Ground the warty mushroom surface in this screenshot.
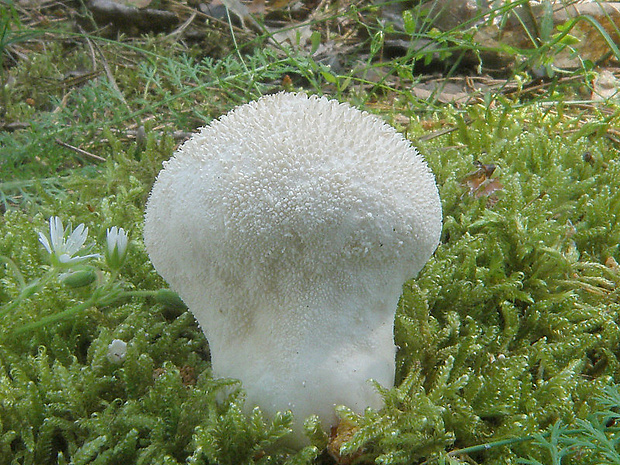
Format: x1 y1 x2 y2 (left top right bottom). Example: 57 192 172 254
144 92 442 446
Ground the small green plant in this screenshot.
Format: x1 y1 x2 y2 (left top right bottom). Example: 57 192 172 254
0 3 42 117
2 0 620 463
0 216 163 335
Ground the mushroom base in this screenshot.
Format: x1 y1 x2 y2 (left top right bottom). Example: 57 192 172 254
187 278 401 448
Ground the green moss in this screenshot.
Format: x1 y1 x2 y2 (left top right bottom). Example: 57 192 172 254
2 63 620 463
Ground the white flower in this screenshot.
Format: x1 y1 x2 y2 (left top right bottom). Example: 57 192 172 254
38 216 100 268
106 339 127 364
105 226 129 270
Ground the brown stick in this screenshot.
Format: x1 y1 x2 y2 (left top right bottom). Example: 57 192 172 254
55 139 107 162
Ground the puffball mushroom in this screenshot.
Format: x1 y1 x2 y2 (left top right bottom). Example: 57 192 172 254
144 92 442 446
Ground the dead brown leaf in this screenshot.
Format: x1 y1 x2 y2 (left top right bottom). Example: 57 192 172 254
327 419 361 465
461 161 504 199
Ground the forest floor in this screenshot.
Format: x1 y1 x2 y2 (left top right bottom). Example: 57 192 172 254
1 0 620 464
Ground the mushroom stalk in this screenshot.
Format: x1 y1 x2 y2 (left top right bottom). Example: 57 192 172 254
144 92 442 446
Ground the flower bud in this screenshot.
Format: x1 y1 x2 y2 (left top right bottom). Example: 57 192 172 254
60 269 96 288
154 289 187 311
107 339 127 364
105 226 129 270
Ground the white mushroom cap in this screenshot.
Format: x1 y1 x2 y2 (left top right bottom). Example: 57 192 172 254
144 92 442 447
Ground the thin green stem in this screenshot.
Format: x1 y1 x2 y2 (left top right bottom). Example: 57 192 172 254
225 8 249 76
445 426 620 458
120 289 161 298
7 287 165 336
14 297 97 334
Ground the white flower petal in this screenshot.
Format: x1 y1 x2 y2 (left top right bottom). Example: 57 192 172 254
66 224 88 255
68 253 101 265
50 216 65 251
39 217 97 268
106 226 119 255
38 232 53 254
116 229 128 254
